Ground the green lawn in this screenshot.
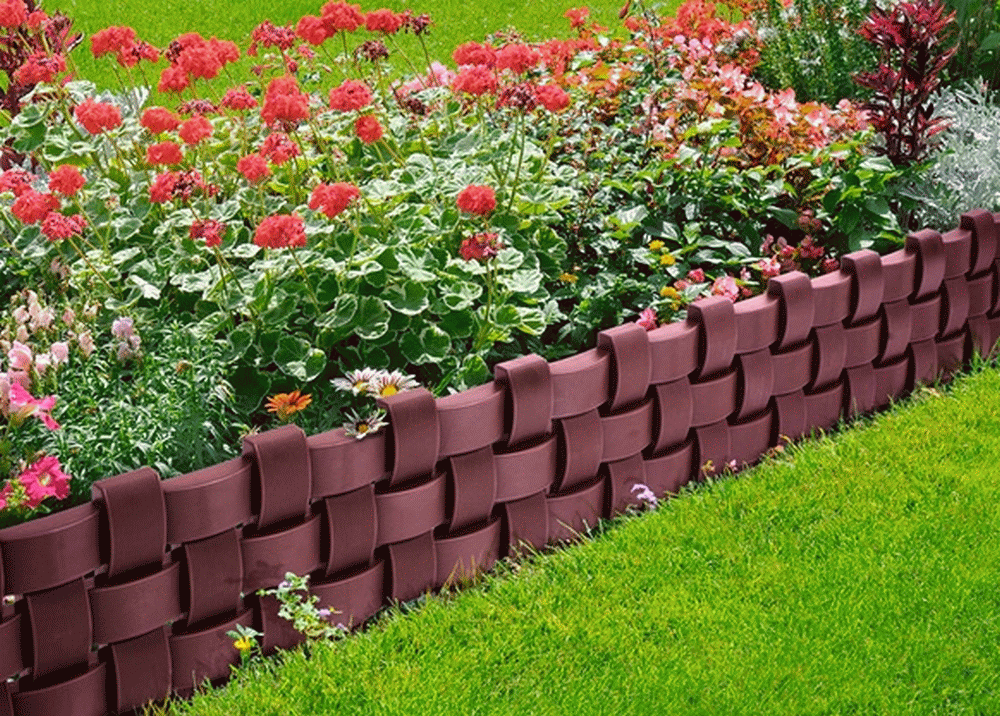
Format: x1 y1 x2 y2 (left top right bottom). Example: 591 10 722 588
152 364 1000 716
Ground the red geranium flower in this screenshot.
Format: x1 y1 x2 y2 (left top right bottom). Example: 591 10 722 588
41 212 87 241
253 213 307 249
141 106 181 133
309 182 360 218
259 132 300 165
322 1 365 32
178 115 213 145
564 7 590 28
460 232 503 262
0 0 27 27
90 25 136 57
452 41 496 68
365 8 403 34
221 87 259 111
456 184 497 215
177 43 222 81
146 141 184 166
496 44 540 74
12 190 60 224
248 20 297 56
158 65 190 93
47 165 85 197
297 15 330 45
452 65 498 96
190 218 226 247
13 52 66 85
0 169 33 197
536 84 571 112
236 153 272 182
328 79 372 112
354 115 383 144
74 99 122 135
262 75 310 125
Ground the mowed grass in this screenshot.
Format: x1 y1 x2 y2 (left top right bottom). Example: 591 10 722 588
153 364 1000 716
42 0 660 91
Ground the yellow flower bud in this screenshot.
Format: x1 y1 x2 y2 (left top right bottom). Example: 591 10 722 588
558 272 579 284
659 253 676 266
648 240 665 251
660 286 679 299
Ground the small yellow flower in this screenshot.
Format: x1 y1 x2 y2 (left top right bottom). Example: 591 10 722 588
266 390 312 422
659 253 676 266
660 286 679 299
558 272 579 284
648 240 665 251
233 635 254 653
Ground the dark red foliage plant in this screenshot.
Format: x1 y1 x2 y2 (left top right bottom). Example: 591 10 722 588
854 0 957 167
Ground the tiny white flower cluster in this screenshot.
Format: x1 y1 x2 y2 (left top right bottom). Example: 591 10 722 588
332 368 421 440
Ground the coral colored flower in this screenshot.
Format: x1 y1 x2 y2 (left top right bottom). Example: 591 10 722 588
91 25 136 58
221 87 259 110
177 43 222 80
253 213 307 249
262 75 310 125
0 0 27 27
48 165 85 197
26 10 46 28
536 84 570 112
179 115 213 144
11 190 59 224
459 232 503 262
451 65 498 96
158 65 190 93
259 132 299 164
146 141 184 165
13 52 66 85
496 44 540 74
564 7 590 28
354 114 383 144
452 41 496 68
236 153 272 182
309 182 360 218
296 15 330 45
190 218 225 247
266 390 311 421
365 8 403 34
637 307 658 331
328 79 372 112
41 212 86 241
18 455 71 508
711 275 739 302
456 184 496 215
0 169 33 197
322 1 365 32
74 99 122 134
8 384 59 430
141 106 181 133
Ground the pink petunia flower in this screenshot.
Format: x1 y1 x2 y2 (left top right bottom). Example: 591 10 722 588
8 383 59 430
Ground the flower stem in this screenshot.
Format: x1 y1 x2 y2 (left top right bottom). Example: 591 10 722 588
289 246 322 315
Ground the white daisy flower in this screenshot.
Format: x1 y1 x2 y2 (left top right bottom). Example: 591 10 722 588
332 368 380 396
367 370 420 398
343 408 388 440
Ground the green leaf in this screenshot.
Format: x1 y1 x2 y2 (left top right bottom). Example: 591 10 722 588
384 281 430 316
263 291 298 324
317 294 358 329
980 32 1000 52
223 322 255 363
284 348 327 382
355 296 391 340
128 274 161 299
838 204 861 235
113 217 143 242
500 268 543 294
441 282 482 311
273 335 311 375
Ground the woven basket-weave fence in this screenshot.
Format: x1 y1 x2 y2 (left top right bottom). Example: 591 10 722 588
0 210 998 715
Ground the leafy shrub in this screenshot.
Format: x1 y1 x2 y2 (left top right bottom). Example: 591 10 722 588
943 0 1000 90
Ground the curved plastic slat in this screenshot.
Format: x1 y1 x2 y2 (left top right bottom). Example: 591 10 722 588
844 364 877 419
644 440 694 495
241 513 322 593
90 562 183 644
909 338 939 387
843 315 882 368
729 407 774 468
163 457 253 544
323 485 377 577
169 610 253 692
770 340 812 395
687 296 737 378
841 249 884 324
879 299 913 364
0 503 101 595
811 270 851 327
967 271 993 318
92 466 166 578
767 272 814 350
308 429 386 499
108 626 172 713
803 380 844 433
447 447 496 532
690 369 738 428
906 229 946 301
11 662 107 716
257 592 307 655
600 398 656 463
774 390 807 443
909 293 942 343
597 323 652 412
961 209 998 275
881 249 917 303
0 615 23 681
650 378 693 455
435 383 505 457
733 294 780 354
873 354 910 408
606 453 647 518
735 349 773 422
550 349 611 419
967 315 993 360
547 477 605 544
375 473 447 547
937 329 968 377
311 560 385 629
434 518 501 588
648 320 700 384
26 577 92 678
941 228 972 279
556 409 604 494
502 491 549 553
493 435 558 503
377 388 440 488
940 277 970 337
183 528 243 627
243 424 312 530
810 324 846 391
494 354 553 447
387 531 436 603
693 420 730 478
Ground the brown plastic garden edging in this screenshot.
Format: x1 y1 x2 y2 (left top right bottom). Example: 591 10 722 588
0 211 998 715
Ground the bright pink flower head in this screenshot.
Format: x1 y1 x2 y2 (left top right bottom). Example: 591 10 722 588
459 232 503 262
758 257 781 278
354 114 383 144
259 132 299 165
7 341 31 371
13 51 66 85
11 190 59 224
0 0 27 28
328 79 372 112
158 65 190 94
141 106 181 133
297 15 330 45
41 212 86 241
637 307 658 331
687 268 706 283
9 383 59 430
451 65 498 96
26 10 46 28
322 1 365 32
711 275 739 302
18 455 70 508
262 76 310 125
48 165 85 197
146 141 184 166
0 169 33 197
247 20 297 56
309 182 360 219
221 87 259 111
237 153 272 183
496 44 540 74
74 99 122 135
178 42 222 80
190 218 225 247
253 213 307 249
452 41 496 68
536 84 570 112
456 184 496 216
365 8 403 34
209 37 240 66
91 25 136 58
178 115 213 145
